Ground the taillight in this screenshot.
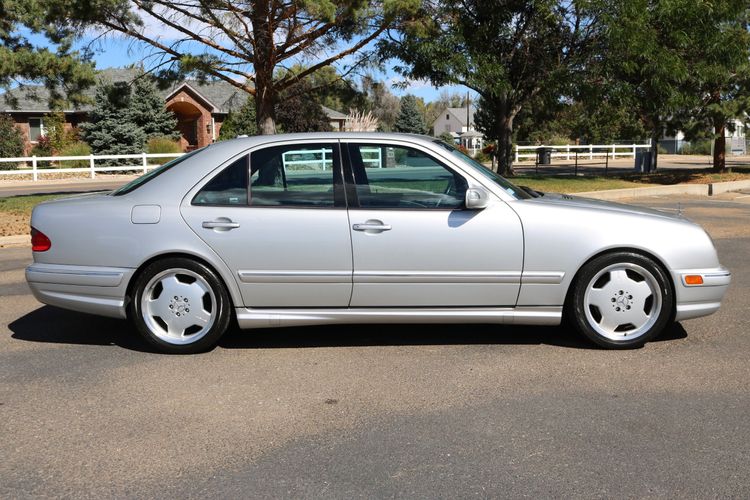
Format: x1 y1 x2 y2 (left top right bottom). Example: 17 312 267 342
31 227 51 252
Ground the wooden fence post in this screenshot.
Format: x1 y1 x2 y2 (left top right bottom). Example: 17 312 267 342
32 156 38 182
89 155 95 179
142 152 148 173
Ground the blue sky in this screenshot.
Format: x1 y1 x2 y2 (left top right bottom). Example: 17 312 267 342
69 31 471 105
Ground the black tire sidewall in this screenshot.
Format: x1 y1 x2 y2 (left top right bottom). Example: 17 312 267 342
570 252 674 349
129 258 231 354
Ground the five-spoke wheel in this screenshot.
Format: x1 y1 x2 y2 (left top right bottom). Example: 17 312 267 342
570 252 673 348
130 258 231 353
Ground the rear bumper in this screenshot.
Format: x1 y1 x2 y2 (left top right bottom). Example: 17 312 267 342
26 263 134 319
673 267 731 321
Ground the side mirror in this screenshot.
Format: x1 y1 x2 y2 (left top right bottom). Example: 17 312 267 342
465 187 490 210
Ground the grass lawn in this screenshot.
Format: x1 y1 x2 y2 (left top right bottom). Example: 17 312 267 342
513 167 750 194
0 194 62 216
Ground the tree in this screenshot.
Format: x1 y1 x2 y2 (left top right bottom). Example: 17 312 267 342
276 80 331 133
219 98 258 140
48 0 417 135
394 94 428 134
1 1 95 109
0 114 24 160
80 82 146 156
361 76 401 131
129 77 179 140
385 0 600 175
674 1 750 172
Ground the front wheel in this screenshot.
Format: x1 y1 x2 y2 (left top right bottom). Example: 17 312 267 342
129 258 232 354
569 252 674 349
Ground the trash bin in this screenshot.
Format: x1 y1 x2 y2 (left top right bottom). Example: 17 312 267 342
634 151 652 172
537 147 552 165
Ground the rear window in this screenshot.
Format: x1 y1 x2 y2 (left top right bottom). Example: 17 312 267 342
112 147 205 196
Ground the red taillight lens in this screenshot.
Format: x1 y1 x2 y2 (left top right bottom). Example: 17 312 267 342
31 227 51 252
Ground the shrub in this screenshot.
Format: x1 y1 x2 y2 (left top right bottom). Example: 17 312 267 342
57 141 92 168
473 151 491 163
30 136 54 168
457 144 470 155
147 136 183 165
0 114 25 169
438 132 455 144
682 139 712 156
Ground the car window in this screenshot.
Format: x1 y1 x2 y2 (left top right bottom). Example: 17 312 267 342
249 144 339 207
192 155 248 206
347 144 467 209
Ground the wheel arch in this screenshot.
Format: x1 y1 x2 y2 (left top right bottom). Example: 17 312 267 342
125 252 239 317
562 247 677 320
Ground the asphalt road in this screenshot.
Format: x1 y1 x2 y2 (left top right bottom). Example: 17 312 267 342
1 193 749 498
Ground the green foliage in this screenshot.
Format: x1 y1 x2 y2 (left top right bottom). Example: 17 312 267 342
360 76 400 132
438 131 455 144
146 136 182 165
680 140 712 156
57 141 91 167
219 97 258 140
80 82 146 157
394 94 428 134
30 136 53 167
276 80 331 133
0 114 25 162
130 78 179 140
43 111 80 153
473 151 490 163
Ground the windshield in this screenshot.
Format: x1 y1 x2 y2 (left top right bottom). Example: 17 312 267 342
111 147 206 196
433 140 531 200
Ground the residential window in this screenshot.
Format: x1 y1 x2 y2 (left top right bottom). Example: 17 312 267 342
29 117 45 142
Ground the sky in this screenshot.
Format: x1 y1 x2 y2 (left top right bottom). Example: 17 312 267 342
68 29 472 106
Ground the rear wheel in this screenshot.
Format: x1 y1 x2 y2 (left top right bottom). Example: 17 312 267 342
569 252 674 349
130 258 231 354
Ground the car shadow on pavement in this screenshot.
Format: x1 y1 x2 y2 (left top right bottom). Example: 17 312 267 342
8 305 156 353
8 305 688 353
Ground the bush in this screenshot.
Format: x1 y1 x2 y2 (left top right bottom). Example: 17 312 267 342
473 151 491 163
0 114 25 168
681 139 712 155
147 136 182 165
30 136 53 168
57 141 91 168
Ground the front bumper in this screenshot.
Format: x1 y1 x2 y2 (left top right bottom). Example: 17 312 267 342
26 263 134 319
672 267 731 321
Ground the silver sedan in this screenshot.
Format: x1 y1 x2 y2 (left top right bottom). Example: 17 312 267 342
26 133 731 353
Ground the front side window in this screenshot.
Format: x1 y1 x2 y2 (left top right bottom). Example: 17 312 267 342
249 143 339 207
193 155 248 205
29 117 44 142
346 144 467 209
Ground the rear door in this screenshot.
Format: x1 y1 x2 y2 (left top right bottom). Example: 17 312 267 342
343 140 524 307
181 140 353 307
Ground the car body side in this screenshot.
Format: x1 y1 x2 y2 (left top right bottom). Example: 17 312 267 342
26 133 730 325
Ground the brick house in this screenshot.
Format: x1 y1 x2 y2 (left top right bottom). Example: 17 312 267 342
1 68 347 154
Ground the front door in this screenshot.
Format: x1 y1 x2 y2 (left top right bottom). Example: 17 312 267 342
181 141 353 307
343 141 523 307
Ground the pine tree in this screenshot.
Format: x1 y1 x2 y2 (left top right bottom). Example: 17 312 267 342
394 95 427 135
129 77 179 140
0 114 25 161
219 97 258 139
80 82 146 156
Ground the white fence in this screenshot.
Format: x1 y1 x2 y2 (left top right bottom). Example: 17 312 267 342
0 152 185 181
515 143 651 162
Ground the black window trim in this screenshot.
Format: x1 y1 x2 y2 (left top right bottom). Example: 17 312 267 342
342 141 470 211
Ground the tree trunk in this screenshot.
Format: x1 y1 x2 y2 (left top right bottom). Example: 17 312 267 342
497 118 514 176
251 1 277 135
713 121 726 172
650 133 659 172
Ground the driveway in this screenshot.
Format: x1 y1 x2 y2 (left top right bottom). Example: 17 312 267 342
1 194 749 498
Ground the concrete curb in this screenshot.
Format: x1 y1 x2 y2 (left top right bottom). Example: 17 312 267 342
576 178 750 200
0 234 29 248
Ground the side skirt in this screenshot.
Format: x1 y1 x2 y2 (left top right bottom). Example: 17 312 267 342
235 306 562 329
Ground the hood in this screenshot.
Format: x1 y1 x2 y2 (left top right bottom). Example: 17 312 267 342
529 192 686 222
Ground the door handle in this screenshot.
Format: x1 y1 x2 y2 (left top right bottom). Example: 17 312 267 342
352 221 392 232
202 219 240 230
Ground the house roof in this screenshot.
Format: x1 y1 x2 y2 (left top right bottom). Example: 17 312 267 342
321 105 348 120
435 106 477 127
0 68 246 114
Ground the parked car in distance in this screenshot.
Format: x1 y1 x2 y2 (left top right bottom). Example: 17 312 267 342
26 133 731 353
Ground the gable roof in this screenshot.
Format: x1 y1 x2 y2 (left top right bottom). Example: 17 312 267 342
0 68 246 114
321 105 348 120
436 106 477 127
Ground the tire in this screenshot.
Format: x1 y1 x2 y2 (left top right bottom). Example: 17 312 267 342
569 252 674 349
129 257 232 354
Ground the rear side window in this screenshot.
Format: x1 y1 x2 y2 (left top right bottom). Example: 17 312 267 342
249 143 341 207
192 156 248 205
